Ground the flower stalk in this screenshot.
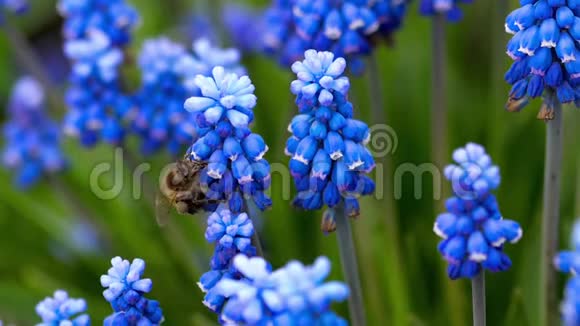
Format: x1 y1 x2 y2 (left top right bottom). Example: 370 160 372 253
335 203 366 326
431 13 448 172
472 272 486 326
540 98 564 326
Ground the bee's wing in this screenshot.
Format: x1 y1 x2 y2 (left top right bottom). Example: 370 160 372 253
155 191 172 227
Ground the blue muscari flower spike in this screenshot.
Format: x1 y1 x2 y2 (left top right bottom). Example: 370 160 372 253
443 143 501 200
222 3 262 53
434 143 522 280
1 0 27 19
100 256 164 325
57 0 139 46
59 0 138 148
179 38 246 91
261 0 409 74
504 0 580 115
419 0 474 22
214 254 349 325
2 77 67 189
36 290 90 326
555 221 580 326
198 205 257 315
132 37 247 155
184 67 272 213
133 37 192 155
286 50 375 231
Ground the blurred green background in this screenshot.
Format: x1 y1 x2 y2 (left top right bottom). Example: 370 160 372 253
1 0 579 325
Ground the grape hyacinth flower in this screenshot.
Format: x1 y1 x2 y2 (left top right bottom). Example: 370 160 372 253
286 49 375 231
184 66 272 214
133 37 247 155
504 0 580 117
100 256 164 325
1 0 27 18
179 38 247 92
59 0 138 147
555 221 580 275
261 0 409 73
36 290 90 326
133 37 191 155
419 0 473 22
214 254 349 325
222 3 262 53
434 143 522 279
198 205 257 314
57 0 139 46
1 76 67 189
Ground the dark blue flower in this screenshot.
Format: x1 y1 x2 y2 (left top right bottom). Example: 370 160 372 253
261 0 409 73
419 0 473 22
505 1 580 114
100 256 164 325
214 254 349 325
286 50 375 230
184 67 272 213
36 290 90 326
435 143 522 280
1 77 67 189
1 0 27 18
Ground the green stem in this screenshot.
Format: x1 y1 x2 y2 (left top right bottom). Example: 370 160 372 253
367 53 385 124
540 99 563 326
472 272 486 326
431 14 448 171
365 51 408 326
335 204 366 326
244 199 265 257
2 19 63 113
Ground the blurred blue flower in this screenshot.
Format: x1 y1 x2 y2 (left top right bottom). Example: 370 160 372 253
101 256 164 325
132 37 247 156
555 221 580 325
222 3 262 53
179 38 246 92
555 221 580 275
198 205 257 314
435 143 522 279
1 0 27 18
561 277 580 326
1 76 67 189
58 0 139 46
133 37 192 155
36 290 90 326
184 66 272 213
286 50 375 230
261 0 409 73
214 254 349 325
60 0 138 147
504 1 580 114
419 0 473 22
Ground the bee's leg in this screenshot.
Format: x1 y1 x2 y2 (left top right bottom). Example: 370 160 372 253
174 192 194 201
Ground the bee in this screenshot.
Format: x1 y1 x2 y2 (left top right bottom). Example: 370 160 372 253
156 158 213 226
